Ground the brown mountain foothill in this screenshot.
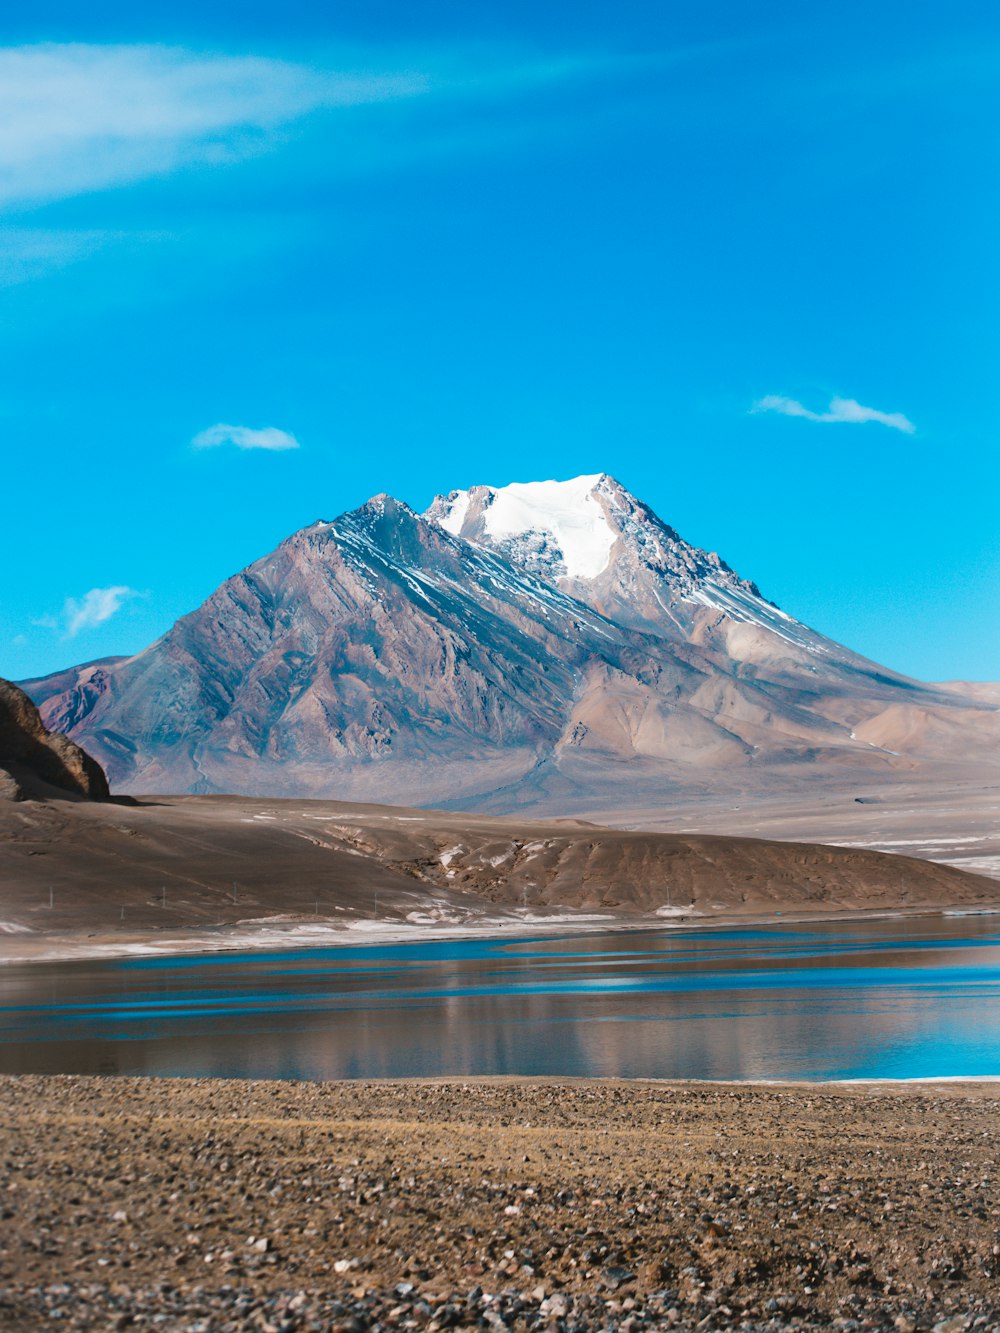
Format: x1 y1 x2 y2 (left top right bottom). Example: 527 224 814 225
1 792 997 958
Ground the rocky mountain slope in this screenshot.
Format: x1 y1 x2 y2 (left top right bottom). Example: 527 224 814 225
21 475 1000 809
0 678 109 801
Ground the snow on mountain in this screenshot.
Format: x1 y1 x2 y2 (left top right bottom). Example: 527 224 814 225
432 475 616 579
426 474 878 674
427 473 773 633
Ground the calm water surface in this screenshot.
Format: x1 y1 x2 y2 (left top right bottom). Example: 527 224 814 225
2 917 999 1081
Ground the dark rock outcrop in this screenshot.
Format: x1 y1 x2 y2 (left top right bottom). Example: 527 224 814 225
0 678 110 800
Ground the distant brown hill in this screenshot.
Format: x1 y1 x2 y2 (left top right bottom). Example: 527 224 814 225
0 793 996 943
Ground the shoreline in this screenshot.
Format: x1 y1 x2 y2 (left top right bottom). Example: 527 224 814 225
8 1070 1000 1088
3 899 1000 965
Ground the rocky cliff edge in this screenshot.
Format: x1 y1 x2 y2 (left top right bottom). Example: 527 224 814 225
0 678 109 800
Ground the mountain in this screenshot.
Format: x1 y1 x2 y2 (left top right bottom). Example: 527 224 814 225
21 475 1000 809
0 678 109 801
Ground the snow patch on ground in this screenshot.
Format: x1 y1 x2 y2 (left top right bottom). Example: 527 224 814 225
439 846 465 868
405 908 466 926
860 837 988 848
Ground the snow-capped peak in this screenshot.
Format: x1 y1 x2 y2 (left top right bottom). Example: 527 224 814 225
428 474 617 580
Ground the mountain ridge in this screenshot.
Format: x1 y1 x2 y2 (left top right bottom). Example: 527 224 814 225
21 474 1000 808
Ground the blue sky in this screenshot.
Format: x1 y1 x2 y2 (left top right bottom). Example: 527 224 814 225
3 1 998 683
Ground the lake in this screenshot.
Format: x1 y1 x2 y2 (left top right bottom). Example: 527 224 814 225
2 915 999 1081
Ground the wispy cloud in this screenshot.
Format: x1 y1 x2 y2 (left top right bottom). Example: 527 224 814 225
39 586 141 638
0 43 625 212
752 394 915 435
192 423 300 452
0 44 429 209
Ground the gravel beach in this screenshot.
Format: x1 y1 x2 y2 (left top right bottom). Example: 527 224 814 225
0 1076 998 1330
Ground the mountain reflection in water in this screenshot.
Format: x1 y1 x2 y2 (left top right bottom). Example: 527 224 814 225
1 917 999 1081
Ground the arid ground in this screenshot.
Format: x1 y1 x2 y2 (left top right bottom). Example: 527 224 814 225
0 1077 997 1330
2 792 998 962
615 780 1000 884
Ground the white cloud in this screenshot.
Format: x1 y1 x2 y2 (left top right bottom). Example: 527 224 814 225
192 423 300 452
0 44 428 208
62 586 139 637
0 43 643 214
753 394 915 435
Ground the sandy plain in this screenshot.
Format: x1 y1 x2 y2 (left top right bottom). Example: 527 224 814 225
604 781 1000 883
0 1076 998 1331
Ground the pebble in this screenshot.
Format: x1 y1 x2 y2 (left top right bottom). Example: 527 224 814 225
1 1075 998 1332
